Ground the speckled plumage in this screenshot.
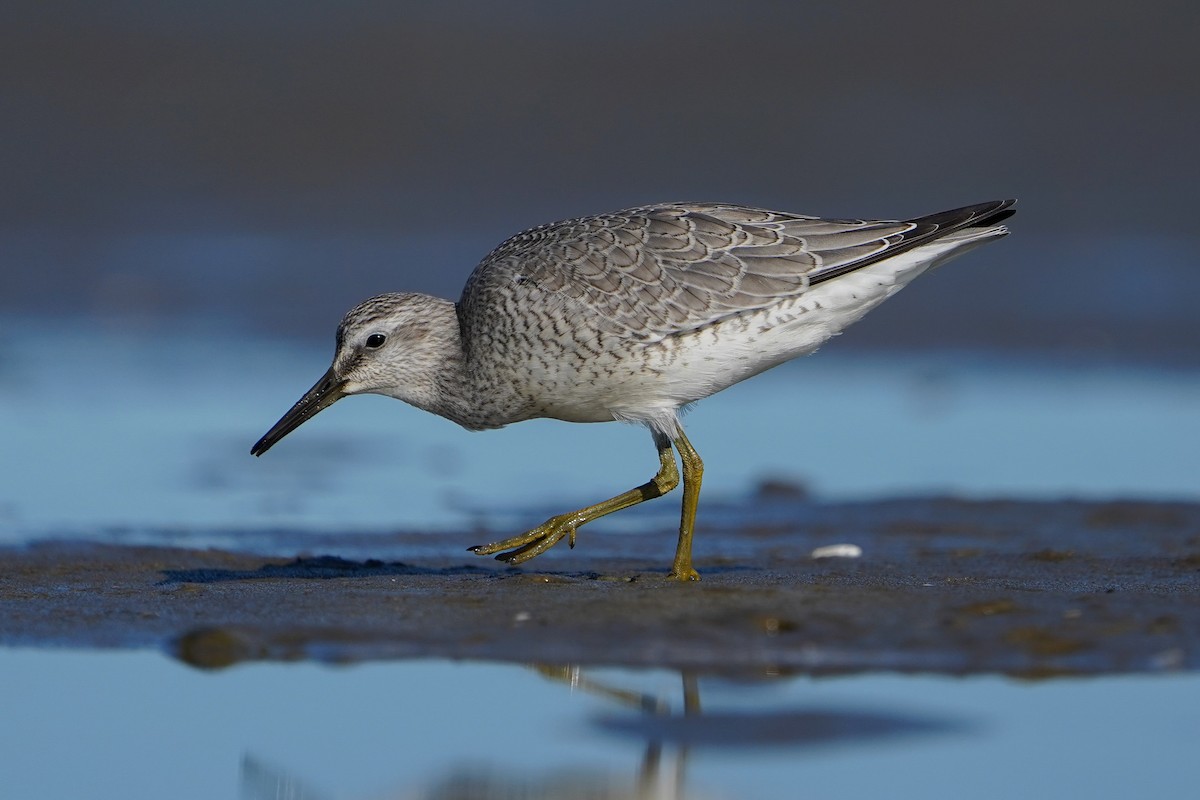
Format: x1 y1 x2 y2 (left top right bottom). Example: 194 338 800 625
253 199 1015 578
454 200 1014 433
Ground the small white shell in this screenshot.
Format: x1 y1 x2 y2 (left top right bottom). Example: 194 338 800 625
811 543 863 559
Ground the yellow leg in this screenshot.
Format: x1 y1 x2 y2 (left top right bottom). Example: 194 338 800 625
470 432 679 565
669 428 703 581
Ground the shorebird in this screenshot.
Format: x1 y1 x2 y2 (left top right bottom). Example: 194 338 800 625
252 199 1015 579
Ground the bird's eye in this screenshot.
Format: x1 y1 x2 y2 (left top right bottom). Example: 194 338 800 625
365 333 387 349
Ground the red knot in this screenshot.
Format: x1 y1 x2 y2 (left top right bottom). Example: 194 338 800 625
252 200 1016 579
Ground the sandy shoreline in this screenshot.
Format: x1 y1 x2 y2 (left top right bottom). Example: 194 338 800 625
2 498 1197 675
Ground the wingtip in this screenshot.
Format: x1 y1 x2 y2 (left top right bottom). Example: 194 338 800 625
983 199 1017 226
975 198 1017 219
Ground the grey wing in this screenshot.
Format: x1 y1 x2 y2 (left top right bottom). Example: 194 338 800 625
461 201 1008 341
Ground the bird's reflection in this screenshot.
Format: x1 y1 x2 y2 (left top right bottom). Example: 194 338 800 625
239 665 962 800
534 665 703 799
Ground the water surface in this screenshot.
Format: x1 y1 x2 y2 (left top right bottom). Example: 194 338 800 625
1 650 1195 800
2 324 1196 541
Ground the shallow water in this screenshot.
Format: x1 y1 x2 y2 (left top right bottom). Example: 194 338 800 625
1 649 1196 800
1 323 1197 540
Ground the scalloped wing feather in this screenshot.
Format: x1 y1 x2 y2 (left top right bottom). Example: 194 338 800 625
460 201 1006 342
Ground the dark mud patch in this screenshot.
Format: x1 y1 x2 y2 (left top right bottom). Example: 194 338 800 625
1 498 1197 675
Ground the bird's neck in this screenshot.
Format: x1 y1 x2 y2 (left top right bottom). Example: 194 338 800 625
393 297 495 431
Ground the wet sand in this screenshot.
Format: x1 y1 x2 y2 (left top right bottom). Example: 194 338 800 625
2 498 1197 675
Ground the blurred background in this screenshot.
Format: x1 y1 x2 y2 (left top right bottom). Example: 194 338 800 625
4 0 1197 358
1 1 1198 536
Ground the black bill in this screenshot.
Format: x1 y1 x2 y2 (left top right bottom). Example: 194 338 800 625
251 366 346 456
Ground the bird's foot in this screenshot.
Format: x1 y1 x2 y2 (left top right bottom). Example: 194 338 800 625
668 566 701 582
469 512 582 565
667 550 701 581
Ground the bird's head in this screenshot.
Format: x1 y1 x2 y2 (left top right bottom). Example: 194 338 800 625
251 292 455 456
